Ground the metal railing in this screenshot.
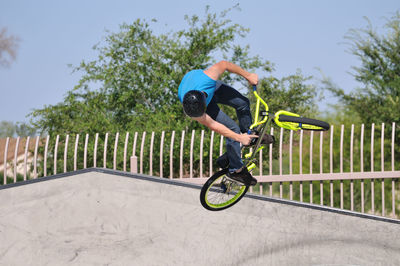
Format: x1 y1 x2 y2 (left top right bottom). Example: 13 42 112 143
0 122 398 218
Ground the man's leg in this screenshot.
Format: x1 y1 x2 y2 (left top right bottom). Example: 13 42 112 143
206 99 243 173
215 81 275 146
214 81 252 133
212 82 258 185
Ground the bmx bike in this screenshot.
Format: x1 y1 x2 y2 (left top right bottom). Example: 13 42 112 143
200 85 329 211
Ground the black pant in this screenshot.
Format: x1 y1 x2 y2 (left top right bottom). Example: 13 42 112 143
206 81 253 172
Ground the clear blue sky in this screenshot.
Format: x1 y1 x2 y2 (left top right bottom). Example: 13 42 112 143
1 0 399 123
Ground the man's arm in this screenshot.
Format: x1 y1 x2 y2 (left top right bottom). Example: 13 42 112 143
193 114 257 146
203 60 258 85
198 61 259 145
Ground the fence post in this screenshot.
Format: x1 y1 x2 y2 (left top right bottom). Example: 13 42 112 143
44 135 49 177
180 130 185 179
123 132 129 172
310 130 314 204
113 132 119 171
361 124 365 213
381 123 385 216
300 129 303 202
320 131 324 205
371 123 375 214
209 131 214 177
340 125 344 209
190 130 195 178
140 132 146 174
64 135 69 173
150 132 155 176
3 137 10 184
130 156 138 174
391 122 396 217
200 130 204 178
350 124 354 211
279 127 283 198
13 137 20 182
24 136 30 181
74 134 79 171
269 127 274 197
219 135 224 156
160 131 165 178
84 134 89 169
103 133 109 168
169 131 175 179
33 136 39 179
289 130 293 200
53 135 60 175
94 133 99 168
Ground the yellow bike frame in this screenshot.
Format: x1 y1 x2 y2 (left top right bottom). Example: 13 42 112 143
249 89 269 130
244 86 272 169
245 85 304 170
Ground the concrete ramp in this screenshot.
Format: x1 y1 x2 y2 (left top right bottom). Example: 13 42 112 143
0 168 399 265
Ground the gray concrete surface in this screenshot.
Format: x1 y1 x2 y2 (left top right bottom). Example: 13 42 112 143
0 168 399 266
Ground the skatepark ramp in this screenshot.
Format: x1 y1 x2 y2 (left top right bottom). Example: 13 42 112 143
0 168 399 265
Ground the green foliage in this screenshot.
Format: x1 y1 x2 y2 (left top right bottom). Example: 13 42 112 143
0 121 15 137
325 12 400 123
248 123 399 216
0 171 27 185
29 6 319 136
27 6 319 178
256 70 320 119
30 6 257 135
0 121 36 137
322 11 400 174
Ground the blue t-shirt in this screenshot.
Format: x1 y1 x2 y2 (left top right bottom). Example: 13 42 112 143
178 70 217 106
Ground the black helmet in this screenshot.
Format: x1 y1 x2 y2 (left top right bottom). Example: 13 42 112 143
182 90 206 117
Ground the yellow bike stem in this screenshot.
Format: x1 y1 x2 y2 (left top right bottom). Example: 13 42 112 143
249 85 269 130
244 85 272 164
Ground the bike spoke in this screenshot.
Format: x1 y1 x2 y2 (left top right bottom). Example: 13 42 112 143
200 170 249 211
206 179 244 205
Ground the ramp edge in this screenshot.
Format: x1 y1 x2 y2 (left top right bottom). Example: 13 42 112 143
1 167 399 225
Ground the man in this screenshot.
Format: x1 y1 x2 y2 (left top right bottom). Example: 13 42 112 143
178 61 274 185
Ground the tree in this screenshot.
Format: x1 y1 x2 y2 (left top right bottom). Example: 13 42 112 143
28 5 320 177
0 121 15 137
323 12 400 126
0 121 36 137
321 13 400 213
0 27 19 67
30 6 319 137
15 122 37 137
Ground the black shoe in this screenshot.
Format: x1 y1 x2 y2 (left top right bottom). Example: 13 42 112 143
227 167 257 186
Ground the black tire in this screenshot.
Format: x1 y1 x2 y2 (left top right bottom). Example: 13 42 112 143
278 115 330 131
200 169 249 211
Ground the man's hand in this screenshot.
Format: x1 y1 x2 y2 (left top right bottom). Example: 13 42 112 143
237 133 258 146
246 73 258 86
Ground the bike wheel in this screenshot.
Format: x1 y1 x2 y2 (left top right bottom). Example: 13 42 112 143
200 169 249 211
278 115 330 131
